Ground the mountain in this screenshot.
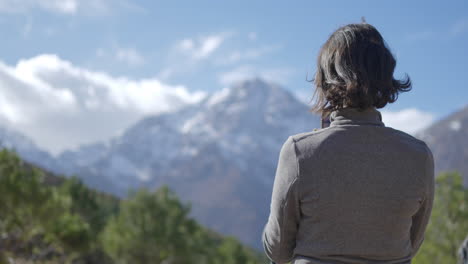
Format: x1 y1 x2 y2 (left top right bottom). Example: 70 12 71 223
2 77 467 248
0 125 58 172
53 78 321 248
416 105 468 186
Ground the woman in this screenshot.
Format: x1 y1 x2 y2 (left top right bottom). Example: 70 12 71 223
262 23 435 264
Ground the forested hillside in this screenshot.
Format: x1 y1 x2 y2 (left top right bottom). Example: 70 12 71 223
0 149 267 264
412 171 468 264
1 147 467 264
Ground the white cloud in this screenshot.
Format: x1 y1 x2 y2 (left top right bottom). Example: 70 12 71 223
0 54 206 155
0 0 142 15
176 32 231 60
159 32 233 80
196 36 223 59
219 65 294 86
0 0 82 14
115 48 145 66
380 108 435 135
40 0 78 14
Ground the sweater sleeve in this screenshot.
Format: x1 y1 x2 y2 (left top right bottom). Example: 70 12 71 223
410 147 435 257
262 136 301 264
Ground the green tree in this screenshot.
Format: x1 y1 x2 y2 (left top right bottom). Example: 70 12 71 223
413 172 468 264
0 149 267 263
58 177 119 242
0 149 96 261
213 236 262 264
0 149 51 239
101 186 267 264
101 186 201 264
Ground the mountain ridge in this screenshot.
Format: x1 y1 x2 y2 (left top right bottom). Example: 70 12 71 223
47 78 321 247
2 78 466 248
416 104 468 186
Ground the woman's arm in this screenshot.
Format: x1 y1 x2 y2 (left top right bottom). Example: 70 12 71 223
410 147 435 257
262 136 301 264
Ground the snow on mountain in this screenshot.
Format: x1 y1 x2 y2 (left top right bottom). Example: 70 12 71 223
5 76 466 248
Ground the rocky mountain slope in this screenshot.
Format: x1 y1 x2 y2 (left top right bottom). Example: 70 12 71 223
6 78 466 248
52 78 321 247
417 105 468 186
0 125 58 172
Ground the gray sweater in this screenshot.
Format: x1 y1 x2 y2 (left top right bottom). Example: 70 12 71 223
262 107 434 264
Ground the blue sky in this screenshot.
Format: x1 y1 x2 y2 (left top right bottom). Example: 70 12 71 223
0 0 466 154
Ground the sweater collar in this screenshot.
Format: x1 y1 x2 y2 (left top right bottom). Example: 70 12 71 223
329 107 385 127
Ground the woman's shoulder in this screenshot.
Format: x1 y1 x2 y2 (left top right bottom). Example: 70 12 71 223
381 126 432 155
289 126 336 144
282 127 337 158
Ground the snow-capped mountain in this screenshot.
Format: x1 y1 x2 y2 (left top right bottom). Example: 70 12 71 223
417 105 468 186
53 78 321 247
2 77 467 248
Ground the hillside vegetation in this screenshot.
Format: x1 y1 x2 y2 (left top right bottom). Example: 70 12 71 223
1 147 467 263
413 171 468 264
0 149 267 264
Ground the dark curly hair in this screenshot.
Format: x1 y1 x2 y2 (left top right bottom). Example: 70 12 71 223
310 23 412 115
